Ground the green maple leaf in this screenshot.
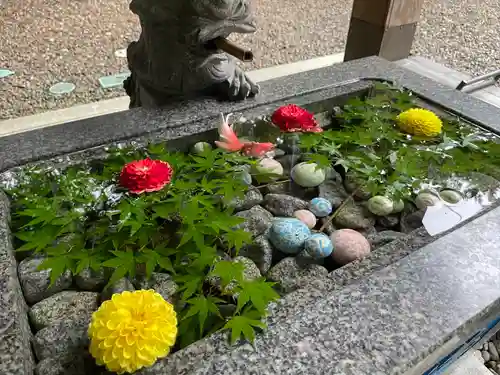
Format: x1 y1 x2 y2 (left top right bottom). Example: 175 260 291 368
176 274 205 301
183 295 224 336
38 256 74 286
236 279 280 314
209 260 245 288
223 312 266 344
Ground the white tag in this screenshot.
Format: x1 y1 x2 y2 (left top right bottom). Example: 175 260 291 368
422 199 484 236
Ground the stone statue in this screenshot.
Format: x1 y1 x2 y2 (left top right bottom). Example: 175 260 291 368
124 0 260 108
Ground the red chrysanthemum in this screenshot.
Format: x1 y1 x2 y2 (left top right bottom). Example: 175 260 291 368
271 104 323 133
119 158 173 194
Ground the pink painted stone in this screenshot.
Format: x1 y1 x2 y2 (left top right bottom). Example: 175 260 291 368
330 229 371 265
293 209 317 229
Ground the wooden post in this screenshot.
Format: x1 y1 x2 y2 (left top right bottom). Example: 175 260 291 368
344 0 424 62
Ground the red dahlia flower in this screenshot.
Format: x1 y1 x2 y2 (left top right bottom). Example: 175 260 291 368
119 158 173 194
271 104 322 133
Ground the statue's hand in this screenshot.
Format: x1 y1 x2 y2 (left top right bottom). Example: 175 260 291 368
225 64 260 100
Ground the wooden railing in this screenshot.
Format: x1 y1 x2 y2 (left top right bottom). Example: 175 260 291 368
344 0 425 61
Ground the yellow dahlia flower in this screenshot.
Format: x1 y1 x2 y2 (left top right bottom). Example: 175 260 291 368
396 108 443 137
88 290 177 374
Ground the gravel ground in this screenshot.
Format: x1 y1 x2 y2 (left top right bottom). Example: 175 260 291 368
0 0 499 120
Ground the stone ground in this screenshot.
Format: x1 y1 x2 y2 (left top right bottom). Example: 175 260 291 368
0 0 498 120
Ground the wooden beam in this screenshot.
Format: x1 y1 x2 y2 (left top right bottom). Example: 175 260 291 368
344 0 425 62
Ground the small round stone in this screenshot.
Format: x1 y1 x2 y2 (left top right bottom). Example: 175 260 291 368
293 209 317 229
439 189 463 204
235 170 252 186
309 197 333 217
367 196 394 216
252 158 284 181
304 233 334 259
291 162 326 187
415 192 441 210
330 229 371 266
191 142 212 154
391 199 405 213
268 218 311 254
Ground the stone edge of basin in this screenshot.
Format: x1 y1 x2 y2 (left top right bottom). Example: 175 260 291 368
0 190 35 375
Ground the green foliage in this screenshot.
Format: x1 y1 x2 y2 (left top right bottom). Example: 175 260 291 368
4 145 278 349
298 82 500 201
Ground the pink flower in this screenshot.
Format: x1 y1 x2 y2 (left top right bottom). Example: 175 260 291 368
215 113 275 158
271 104 322 133
119 158 173 194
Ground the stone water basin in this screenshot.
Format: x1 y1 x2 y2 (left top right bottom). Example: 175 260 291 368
2 58 500 375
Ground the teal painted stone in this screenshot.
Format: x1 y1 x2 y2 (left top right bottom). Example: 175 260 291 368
49 82 75 96
304 233 334 259
98 72 130 89
268 218 310 254
309 197 332 217
0 69 15 78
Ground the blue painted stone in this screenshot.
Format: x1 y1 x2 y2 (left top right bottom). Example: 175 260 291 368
236 170 252 186
309 197 333 217
268 218 311 254
304 233 334 259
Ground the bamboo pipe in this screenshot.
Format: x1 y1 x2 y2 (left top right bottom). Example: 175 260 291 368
214 37 254 62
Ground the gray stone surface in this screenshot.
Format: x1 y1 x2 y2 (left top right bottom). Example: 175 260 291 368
125 0 259 107
267 257 328 293
33 318 90 361
233 205 273 237
263 193 308 217
135 205 500 375
238 234 274 275
332 201 376 230
18 256 73 305
227 188 264 212
319 179 349 208
0 192 34 375
35 352 107 375
100 277 135 302
134 272 178 302
29 291 99 331
368 230 408 249
74 267 108 291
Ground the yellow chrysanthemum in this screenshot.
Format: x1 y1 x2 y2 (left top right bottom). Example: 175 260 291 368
88 290 177 374
396 108 443 137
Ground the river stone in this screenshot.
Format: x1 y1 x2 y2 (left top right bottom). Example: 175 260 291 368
490 342 500 361
483 350 492 362
133 272 178 302
267 257 328 293
233 205 273 237
400 209 425 233
227 188 263 212
293 209 317 229
268 218 311 254
319 180 349 208
210 256 261 295
263 193 308 217
333 201 375 229
330 229 371 266
33 319 90 361
368 230 407 249
275 154 301 177
318 217 337 235
376 214 400 229
238 234 273 274
75 268 108 291
100 277 135 303
265 180 310 199
29 291 99 331
18 257 73 305
344 173 372 200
